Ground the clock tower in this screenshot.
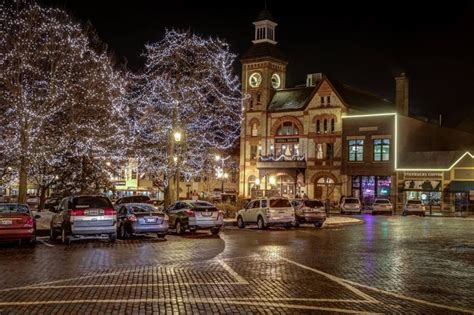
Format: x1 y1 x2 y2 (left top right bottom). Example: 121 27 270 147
239 8 288 197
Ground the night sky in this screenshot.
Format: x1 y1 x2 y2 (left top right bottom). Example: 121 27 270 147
39 0 474 127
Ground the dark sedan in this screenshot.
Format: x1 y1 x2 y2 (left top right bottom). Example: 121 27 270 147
116 203 169 239
0 203 40 245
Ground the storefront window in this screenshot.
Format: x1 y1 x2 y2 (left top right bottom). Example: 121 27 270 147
348 140 364 161
377 176 391 197
352 176 391 205
374 139 390 161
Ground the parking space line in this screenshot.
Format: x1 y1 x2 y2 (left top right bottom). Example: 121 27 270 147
280 256 474 314
0 297 382 313
280 257 378 303
341 278 474 314
38 240 54 248
217 260 249 284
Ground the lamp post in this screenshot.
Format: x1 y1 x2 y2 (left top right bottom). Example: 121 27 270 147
174 131 182 202
215 154 230 200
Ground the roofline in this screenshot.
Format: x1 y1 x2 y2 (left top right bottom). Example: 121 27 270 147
342 112 474 171
240 55 288 65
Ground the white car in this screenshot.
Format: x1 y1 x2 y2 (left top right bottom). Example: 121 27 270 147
340 197 362 214
236 197 295 229
403 199 425 217
371 199 393 215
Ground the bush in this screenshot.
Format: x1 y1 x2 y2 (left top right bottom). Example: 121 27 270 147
214 202 240 218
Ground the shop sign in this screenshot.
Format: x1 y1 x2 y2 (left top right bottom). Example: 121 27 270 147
404 172 443 179
404 180 441 191
359 126 378 131
275 138 299 143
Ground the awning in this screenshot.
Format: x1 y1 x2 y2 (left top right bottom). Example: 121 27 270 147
447 181 474 192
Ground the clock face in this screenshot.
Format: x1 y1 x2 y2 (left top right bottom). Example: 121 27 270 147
271 73 281 89
249 72 262 88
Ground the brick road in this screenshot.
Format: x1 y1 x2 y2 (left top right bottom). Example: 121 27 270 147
0 215 473 314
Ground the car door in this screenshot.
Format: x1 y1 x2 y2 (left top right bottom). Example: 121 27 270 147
166 202 178 227
242 201 253 222
249 200 260 223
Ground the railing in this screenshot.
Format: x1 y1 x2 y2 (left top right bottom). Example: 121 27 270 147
258 154 306 162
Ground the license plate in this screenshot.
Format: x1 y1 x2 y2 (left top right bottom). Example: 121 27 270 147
146 218 155 223
87 210 99 215
0 220 12 225
201 211 212 217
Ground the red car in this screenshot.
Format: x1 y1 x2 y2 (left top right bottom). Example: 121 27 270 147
0 203 40 245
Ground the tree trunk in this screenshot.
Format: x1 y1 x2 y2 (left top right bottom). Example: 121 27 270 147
38 185 47 212
18 157 28 203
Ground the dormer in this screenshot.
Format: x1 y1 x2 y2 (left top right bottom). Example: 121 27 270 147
252 9 277 45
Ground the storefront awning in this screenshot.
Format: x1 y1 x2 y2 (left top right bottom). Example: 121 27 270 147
447 181 474 192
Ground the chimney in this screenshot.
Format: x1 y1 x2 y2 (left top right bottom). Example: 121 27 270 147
395 73 409 116
306 73 323 87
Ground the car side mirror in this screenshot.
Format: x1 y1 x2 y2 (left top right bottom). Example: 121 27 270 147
34 214 41 219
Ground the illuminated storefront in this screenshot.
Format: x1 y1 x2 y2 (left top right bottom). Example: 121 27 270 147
351 176 391 205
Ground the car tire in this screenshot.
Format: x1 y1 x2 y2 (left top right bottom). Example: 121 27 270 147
157 233 166 239
61 227 71 245
257 216 266 230
314 222 323 228
284 223 292 229
237 216 245 229
175 220 185 235
211 228 220 235
50 226 58 241
109 233 117 243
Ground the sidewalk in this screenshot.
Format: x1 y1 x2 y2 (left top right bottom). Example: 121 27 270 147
224 215 363 227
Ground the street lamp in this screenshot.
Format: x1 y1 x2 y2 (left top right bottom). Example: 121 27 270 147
174 131 182 143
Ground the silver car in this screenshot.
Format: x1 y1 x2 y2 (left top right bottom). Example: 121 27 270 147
50 195 117 244
403 199 426 217
340 197 362 214
237 197 295 229
116 203 168 239
371 199 393 215
291 199 326 228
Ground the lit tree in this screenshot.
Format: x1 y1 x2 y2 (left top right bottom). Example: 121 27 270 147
129 30 242 204
0 2 127 202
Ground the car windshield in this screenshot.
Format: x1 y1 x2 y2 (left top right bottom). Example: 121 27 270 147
303 200 324 208
133 196 150 202
270 199 291 208
407 200 422 205
188 201 214 208
73 197 112 209
130 204 158 213
375 199 390 204
0 204 29 214
344 198 359 204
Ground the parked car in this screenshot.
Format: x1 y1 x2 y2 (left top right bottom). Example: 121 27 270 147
0 203 40 244
26 195 40 208
50 195 117 244
403 199 426 217
116 203 168 239
149 199 164 211
340 197 362 214
114 195 152 208
165 200 223 235
45 197 62 211
291 199 326 228
236 197 295 230
371 199 393 215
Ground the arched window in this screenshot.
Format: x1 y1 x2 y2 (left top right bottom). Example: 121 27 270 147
323 119 328 133
331 119 335 132
276 121 299 136
251 123 258 137
316 120 320 133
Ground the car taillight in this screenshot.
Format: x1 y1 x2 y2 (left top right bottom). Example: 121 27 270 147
69 209 85 216
127 214 137 222
186 209 195 217
24 217 34 228
104 208 116 215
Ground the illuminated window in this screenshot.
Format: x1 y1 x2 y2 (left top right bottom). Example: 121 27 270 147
251 123 258 137
276 121 299 136
316 120 320 133
316 143 323 159
250 146 258 160
348 140 364 161
331 119 335 132
373 139 390 161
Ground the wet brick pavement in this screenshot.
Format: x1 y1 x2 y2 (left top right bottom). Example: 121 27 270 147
0 215 473 314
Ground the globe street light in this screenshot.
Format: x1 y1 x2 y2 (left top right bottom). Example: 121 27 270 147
174 131 182 143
